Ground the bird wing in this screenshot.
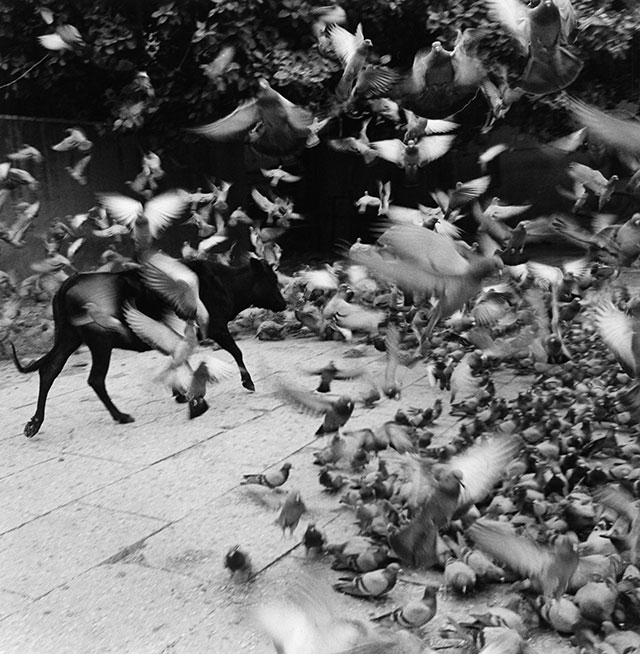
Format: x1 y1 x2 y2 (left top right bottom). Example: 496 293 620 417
567 96 640 157
370 139 405 166
434 219 462 239
449 355 477 402
122 302 183 355
490 203 532 220
328 23 363 66
486 0 530 51
593 300 638 377
416 134 456 165
188 100 260 140
467 520 549 580
385 205 428 226
353 66 399 98
526 261 563 289
143 191 190 238
451 176 492 206
452 434 522 510
378 224 469 276
555 0 577 42
594 484 638 524
97 194 142 230
251 188 277 213
424 118 459 135
193 352 237 383
275 378 336 415
140 252 201 321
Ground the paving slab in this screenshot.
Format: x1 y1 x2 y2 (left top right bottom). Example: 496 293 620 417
0 563 221 654
0 453 138 522
0 503 166 598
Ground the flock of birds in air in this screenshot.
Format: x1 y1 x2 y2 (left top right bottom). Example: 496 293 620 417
5 1 640 653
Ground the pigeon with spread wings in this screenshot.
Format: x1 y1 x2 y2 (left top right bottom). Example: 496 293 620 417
275 378 355 435
139 251 210 331
486 0 582 96
351 224 503 338
468 519 578 598
98 190 190 252
370 135 456 183
188 79 314 157
389 434 521 568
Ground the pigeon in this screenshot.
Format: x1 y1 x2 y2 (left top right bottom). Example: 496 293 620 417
180 356 236 419
261 166 302 187
98 190 190 252
567 162 618 211
121 304 199 384
468 520 579 598
370 135 456 183
189 79 314 157
487 0 582 95
351 224 503 338
327 23 373 102
308 361 365 393
333 563 401 598
139 251 209 330
303 522 326 556
241 462 293 490
431 176 492 221
0 200 39 248
276 378 355 435
7 144 43 164
566 95 640 160
65 154 91 185
51 127 93 152
224 545 252 579
39 21 85 51
256 576 377 654
277 490 307 536
373 583 438 628
201 44 237 80
389 435 521 568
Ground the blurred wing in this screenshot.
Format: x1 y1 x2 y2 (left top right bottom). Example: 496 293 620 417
468 519 547 579
370 139 404 166
328 23 362 65
526 261 563 289
452 434 522 509
424 119 459 135
275 378 335 415
122 302 182 355
416 134 456 164
449 355 477 401
451 176 492 205
97 194 141 229
490 203 531 220
141 252 201 320
593 300 637 376
251 188 277 213
195 353 237 383
378 224 468 276
188 100 260 141
486 0 530 50
567 96 640 156
144 191 190 238
593 484 638 524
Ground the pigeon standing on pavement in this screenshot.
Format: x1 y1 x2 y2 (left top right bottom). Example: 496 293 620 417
241 462 293 490
333 562 401 598
277 490 307 536
224 545 252 580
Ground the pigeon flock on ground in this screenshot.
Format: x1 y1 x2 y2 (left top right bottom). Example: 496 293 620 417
3 1 640 653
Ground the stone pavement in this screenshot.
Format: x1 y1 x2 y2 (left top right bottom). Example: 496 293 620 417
0 333 572 654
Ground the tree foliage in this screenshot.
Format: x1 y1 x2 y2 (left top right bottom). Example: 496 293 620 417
0 0 639 143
